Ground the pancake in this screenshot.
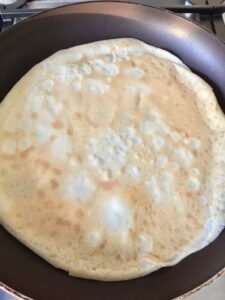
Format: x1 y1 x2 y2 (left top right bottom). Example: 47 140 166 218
0 38 224 281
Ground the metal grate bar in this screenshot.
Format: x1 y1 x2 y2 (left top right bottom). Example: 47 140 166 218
0 8 43 18
1 3 225 36
1 5 225 17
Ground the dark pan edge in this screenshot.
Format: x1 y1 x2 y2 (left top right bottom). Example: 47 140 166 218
1 267 225 300
0 1 225 47
110 0 225 46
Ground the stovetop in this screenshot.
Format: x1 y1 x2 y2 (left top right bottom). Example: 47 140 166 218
0 0 225 39
0 1 225 300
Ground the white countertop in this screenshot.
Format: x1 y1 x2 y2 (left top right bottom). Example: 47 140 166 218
188 274 225 300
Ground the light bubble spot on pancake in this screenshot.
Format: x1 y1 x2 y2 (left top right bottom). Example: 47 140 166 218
71 52 83 61
126 83 150 97
138 258 153 271
88 231 102 247
26 94 44 112
124 67 144 79
0 38 225 282
206 219 214 232
3 113 17 133
18 138 32 152
1 139 16 155
185 137 201 149
79 63 92 76
198 195 208 205
145 177 161 203
42 79 54 92
174 147 193 167
122 127 135 139
160 172 174 192
157 155 168 168
65 176 95 202
140 111 169 135
152 136 165 151
46 95 63 115
115 47 128 59
20 117 33 131
85 79 109 95
35 124 53 144
102 197 132 233
133 136 142 145
91 59 119 77
51 137 72 159
84 44 110 58
72 82 81 92
145 172 174 203
188 177 201 191
125 165 140 181
205 206 212 217
127 46 144 57
137 234 153 253
170 131 181 142
191 168 200 176
55 65 76 84
171 162 180 171
88 129 130 172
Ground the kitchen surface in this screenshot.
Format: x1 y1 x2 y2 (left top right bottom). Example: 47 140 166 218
189 274 225 300
0 1 225 300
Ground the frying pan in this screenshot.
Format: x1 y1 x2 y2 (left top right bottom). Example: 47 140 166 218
0 2 225 300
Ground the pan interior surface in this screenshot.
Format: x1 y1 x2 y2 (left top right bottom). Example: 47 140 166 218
1 37 224 282
0 2 225 300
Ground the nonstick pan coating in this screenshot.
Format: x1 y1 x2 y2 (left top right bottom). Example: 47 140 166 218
0 2 225 300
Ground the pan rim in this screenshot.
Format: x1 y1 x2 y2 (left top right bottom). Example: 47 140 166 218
0 1 225 46
1 267 225 300
0 1 225 299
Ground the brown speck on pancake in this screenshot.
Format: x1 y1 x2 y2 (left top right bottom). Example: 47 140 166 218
76 208 84 219
37 189 45 199
56 217 70 227
100 181 116 190
52 120 64 129
52 168 62 175
31 112 38 119
50 179 59 189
